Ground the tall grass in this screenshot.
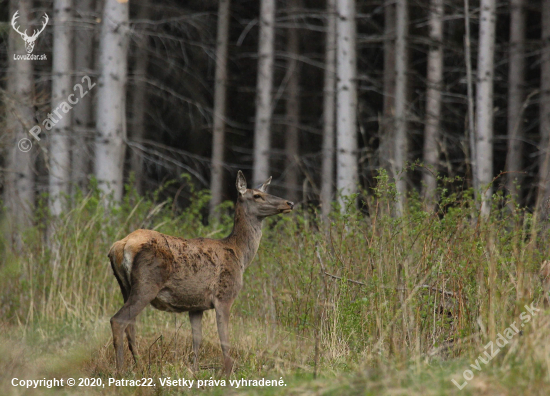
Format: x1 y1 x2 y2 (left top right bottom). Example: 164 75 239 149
1 171 549 394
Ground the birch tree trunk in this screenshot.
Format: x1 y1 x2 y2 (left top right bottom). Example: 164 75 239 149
381 0 396 175
505 0 525 203
49 0 73 215
130 0 149 195
210 0 231 215
421 0 443 204
394 0 409 213
475 0 497 217
321 0 337 219
537 0 550 212
336 0 358 203
285 0 301 203
253 0 276 185
4 0 35 231
72 0 95 192
95 0 130 202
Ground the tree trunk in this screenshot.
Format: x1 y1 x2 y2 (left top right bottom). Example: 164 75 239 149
253 0 276 185
210 0 231 216
505 0 525 204
4 0 35 231
381 0 396 176
464 0 477 193
394 0 409 213
421 0 443 205
475 0 497 217
49 0 73 215
336 0 358 203
72 0 95 193
95 0 130 202
130 0 150 196
284 0 301 204
321 0 337 219
537 0 550 212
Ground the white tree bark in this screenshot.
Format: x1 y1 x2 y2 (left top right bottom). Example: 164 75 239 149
506 0 525 202
394 0 409 213
253 0 276 185
321 0 337 219
72 0 95 192
49 0 73 216
421 0 443 204
210 0 231 215
4 0 35 230
129 0 149 195
537 0 550 211
95 0 130 202
285 0 301 203
475 0 497 217
336 0 358 203
381 0 396 175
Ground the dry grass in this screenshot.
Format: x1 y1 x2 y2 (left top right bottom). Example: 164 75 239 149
2 175 550 394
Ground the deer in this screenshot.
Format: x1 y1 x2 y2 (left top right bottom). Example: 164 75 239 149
11 11 49 54
108 171 294 375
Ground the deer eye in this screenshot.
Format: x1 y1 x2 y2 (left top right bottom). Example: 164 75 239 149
253 194 262 199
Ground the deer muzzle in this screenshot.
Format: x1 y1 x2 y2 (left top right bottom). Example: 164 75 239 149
280 201 294 214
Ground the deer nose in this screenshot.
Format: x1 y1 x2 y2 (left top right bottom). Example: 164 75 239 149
287 201 294 208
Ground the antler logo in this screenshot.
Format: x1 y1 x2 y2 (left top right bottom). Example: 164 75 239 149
11 11 49 54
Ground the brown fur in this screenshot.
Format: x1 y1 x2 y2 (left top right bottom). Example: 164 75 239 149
108 171 293 374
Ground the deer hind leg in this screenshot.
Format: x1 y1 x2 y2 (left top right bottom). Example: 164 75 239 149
189 311 204 372
111 283 161 373
111 262 139 365
125 321 138 364
110 240 173 373
214 300 234 375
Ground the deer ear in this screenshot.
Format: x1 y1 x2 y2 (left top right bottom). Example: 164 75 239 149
236 170 247 195
258 176 272 192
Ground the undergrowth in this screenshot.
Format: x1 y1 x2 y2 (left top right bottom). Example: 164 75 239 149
1 171 550 395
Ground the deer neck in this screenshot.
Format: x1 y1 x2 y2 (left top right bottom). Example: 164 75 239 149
226 201 263 268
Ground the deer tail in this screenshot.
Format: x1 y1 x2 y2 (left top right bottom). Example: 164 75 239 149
108 241 132 302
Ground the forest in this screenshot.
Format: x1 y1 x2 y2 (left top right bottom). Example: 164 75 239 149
1 0 550 394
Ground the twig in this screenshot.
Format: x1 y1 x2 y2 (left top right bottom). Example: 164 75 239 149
126 140 209 186
148 335 163 376
160 320 186 361
323 271 367 286
426 332 480 357
323 272 460 297
392 284 459 298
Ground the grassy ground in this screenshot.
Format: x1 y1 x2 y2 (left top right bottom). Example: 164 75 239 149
2 174 550 395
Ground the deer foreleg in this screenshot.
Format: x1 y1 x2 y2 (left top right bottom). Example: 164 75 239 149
189 311 204 372
214 300 234 375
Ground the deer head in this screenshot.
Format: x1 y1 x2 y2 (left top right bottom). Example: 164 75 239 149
235 171 294 219
11 11 49 54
